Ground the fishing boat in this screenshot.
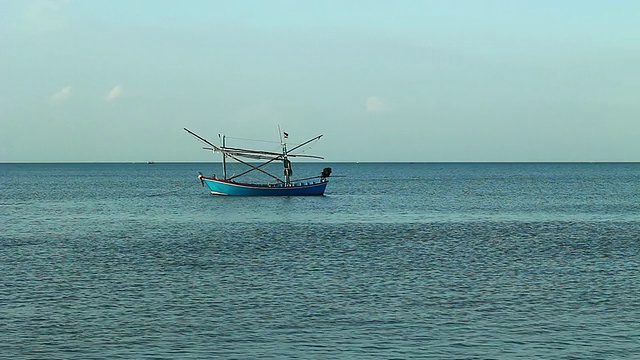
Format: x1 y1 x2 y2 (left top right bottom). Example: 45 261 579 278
184 127 331 196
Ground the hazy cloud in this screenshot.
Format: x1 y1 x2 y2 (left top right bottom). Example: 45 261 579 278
50 86 71 103
106 85 123 102
366 96 389 112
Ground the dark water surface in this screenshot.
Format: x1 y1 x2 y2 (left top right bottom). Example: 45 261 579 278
1 162 640 359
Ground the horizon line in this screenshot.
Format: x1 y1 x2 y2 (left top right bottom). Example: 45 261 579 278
2 161 639 164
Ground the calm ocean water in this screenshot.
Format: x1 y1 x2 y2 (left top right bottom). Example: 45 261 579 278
1 162 639 359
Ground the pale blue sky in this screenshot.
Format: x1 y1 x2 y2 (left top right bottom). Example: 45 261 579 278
1 0 639 162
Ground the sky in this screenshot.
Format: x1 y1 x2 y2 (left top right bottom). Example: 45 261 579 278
1 0 639 162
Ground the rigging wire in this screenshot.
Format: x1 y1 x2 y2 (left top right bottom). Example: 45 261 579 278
223 136 318 157
224 135 307 148
224 136 280 144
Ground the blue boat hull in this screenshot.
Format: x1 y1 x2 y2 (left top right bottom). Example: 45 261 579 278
199 176 328 196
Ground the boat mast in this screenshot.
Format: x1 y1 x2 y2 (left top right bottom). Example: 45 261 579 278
279 126 292 186
220 134 227 180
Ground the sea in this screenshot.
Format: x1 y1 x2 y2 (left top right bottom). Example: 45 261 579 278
1 162 639 359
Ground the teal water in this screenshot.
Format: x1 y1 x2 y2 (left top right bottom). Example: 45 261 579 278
1 162 640 359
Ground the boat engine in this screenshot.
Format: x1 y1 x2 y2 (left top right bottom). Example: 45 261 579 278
321 167 332 178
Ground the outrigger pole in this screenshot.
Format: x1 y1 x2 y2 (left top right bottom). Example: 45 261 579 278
185 127 284 182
